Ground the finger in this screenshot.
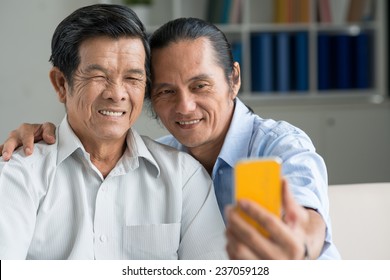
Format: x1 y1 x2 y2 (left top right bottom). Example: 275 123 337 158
41 122 57 144
236 199 303 259
237 199 283 237
19 123 42 156
225 229 259 260
1 131 22 161
227 205 275 259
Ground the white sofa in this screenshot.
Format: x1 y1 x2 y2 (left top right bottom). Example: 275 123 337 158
328 182 390 259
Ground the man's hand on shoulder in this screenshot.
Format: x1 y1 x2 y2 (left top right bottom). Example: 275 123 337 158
0 122 57 161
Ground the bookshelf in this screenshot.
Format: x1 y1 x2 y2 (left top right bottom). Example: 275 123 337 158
125 0 387 105
120 0 390 185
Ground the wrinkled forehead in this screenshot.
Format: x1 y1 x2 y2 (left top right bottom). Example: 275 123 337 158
77 36 146 68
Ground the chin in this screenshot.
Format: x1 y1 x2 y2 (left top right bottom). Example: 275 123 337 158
98 129 128 140
178 137 203 149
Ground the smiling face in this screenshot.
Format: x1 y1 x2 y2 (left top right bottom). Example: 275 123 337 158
52 36 146 147
151 38 240 156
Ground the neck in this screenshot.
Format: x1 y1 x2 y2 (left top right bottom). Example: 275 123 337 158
188 144 221 176
84 140 126 178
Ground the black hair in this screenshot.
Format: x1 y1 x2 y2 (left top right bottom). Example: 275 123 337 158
149 17 235 100
49 4 151 95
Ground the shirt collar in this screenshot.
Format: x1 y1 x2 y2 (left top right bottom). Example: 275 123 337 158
56 116 160 177
216 98 254 169
124 130 161 177
56 116 84 166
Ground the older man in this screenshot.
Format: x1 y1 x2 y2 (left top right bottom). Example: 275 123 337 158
0 5 226 260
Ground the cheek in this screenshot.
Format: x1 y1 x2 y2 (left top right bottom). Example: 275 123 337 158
157 103 172 120
129 95 145 115
152 100 166 118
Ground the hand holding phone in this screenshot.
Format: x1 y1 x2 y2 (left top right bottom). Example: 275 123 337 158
234 158 282 237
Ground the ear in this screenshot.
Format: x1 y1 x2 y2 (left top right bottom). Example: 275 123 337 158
230 62 241 99
49 67 67 104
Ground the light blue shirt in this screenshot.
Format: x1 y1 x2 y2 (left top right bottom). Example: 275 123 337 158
158 97 341 259
0 117 227 260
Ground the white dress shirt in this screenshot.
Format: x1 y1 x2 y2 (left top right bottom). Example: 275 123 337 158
0 117 227 260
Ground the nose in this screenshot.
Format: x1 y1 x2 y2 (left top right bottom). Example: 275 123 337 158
102 82 127 102
175 91 196 114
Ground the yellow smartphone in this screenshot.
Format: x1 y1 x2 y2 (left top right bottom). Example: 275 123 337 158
234 158 282 237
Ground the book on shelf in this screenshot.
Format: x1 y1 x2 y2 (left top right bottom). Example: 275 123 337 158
229 0 243 24
297 0 310 23
317 32 372 91
221 0 233 24
347 0 368 22
275 32 291 92
318 0 374 24
274 0 310 23
352 32 372 88
207 0 223 23
207 0 243 24
251 33 274 92
333 34 352 89
274 0 290 23
318 0 332 23
250 32 309 93
293 32 309 92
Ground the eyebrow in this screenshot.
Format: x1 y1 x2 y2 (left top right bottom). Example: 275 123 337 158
152 74 212 90
187 74 212 83
84 64 145 77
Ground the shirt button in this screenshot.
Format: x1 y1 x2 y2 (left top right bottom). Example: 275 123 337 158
219 170 224 175
100 235 107 243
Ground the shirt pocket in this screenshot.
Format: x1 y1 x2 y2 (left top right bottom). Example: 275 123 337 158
122 223 181 260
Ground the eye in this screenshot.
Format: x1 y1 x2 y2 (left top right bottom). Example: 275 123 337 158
192 82 209 91
125 75 145 84
161 89 175 94
90 75 107 82
125 76 139 81
152 88 175 99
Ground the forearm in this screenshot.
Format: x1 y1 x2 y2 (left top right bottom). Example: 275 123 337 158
304 208 326 259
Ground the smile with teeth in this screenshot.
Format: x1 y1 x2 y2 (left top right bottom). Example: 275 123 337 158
99 110 124 117
178 119 200 125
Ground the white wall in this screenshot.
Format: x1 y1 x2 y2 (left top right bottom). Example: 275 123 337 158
0 0 92 142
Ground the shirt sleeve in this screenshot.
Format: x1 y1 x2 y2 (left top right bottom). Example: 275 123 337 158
178 164 227 260
0 157 38 259
259 123 335 257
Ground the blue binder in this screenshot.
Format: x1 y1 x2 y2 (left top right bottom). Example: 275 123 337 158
334 34 352 89
275 32 290 92
294 32 309 92
251 33 274 92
